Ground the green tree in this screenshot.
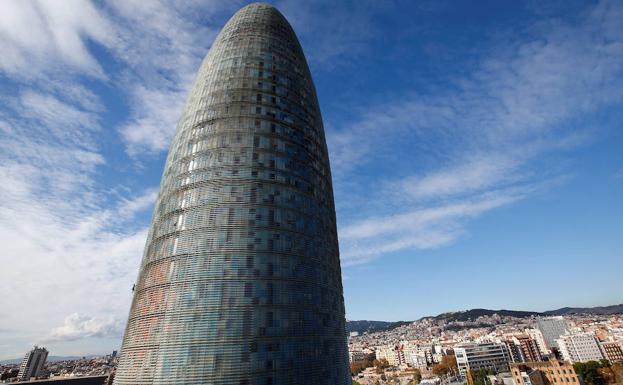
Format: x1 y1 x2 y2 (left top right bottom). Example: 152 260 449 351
471 368 493 385
574 361 606 385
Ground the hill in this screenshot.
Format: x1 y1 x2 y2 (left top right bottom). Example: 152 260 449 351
544 304 623 315
346 320 411 335
427 308 542 322
346 303 623 334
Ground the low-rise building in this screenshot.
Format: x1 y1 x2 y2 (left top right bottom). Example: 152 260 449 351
600 342 623 363
349 349 367 363
510 360 579 385
455 342 511 379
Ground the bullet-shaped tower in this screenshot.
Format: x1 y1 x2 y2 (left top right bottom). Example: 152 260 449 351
114 3 349 385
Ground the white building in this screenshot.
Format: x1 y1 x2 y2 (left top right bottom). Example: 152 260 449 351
527 328 550 356
455 342 511 379
18 346 48 381
349 350 367 363
556 333 604 363
376 345 406 366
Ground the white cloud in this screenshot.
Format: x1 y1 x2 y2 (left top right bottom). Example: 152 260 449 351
106 0 230 156
118 85 188 156
0 0 116 78
388 154 523 202
339 188 524 266
47 314 123 342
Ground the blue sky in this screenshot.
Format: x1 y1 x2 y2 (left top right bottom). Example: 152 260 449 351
0 0 621 359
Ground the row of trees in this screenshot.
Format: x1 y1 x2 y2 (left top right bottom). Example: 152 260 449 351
350 357 391 376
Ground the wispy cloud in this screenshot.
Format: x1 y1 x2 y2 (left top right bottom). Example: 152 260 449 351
0 87 154 352
0 0 116 79
106 0 233 156
332 0 623 265
0 0 180 357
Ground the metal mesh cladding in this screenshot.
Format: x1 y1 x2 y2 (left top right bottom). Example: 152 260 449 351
113 3 349 385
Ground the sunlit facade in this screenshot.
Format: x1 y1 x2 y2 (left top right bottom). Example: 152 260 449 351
114 3 349 385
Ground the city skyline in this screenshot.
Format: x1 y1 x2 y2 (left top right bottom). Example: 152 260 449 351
1 0 622 360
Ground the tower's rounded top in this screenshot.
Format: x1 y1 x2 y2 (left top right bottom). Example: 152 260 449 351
214 2 299 58
233 2 284 18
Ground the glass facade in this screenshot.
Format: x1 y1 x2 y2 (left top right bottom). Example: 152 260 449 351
113 3 349 385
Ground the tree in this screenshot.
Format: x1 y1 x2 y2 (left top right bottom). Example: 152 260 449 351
410 368 422 385
374 358 390 374
433 355 458 378
351 362 365 376
351 357 375 376
433 363 450 377
471 368 493 385
574 361 606 385
612 363 623 384
441 355 458 376
374 358 390 369
352 381 362 385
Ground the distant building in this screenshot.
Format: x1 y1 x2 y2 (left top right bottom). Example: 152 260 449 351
536 317 569 350
556 333 604 363
516 335 542 362
376 345 406 366
600 342 623 363
511 360 579 385
19 346 48 381
18 375 108 385
0 368 19 381
349 350 367 363
505 340 525 363
527 329 549 357
455 342 511 379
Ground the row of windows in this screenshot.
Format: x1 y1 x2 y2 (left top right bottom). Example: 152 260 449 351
115 4 348 385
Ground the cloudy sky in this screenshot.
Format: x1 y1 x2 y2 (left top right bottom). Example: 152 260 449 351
1 0 622 359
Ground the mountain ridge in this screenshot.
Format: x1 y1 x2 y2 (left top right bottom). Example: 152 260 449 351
346 303 623 335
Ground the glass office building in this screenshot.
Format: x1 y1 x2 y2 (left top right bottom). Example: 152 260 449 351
114 3 349 385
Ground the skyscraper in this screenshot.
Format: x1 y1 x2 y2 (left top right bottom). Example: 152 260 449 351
18 346 48 381
114 3 349 385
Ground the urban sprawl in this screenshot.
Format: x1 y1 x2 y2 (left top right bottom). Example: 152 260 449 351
2 313 623 385
348 313 623 385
